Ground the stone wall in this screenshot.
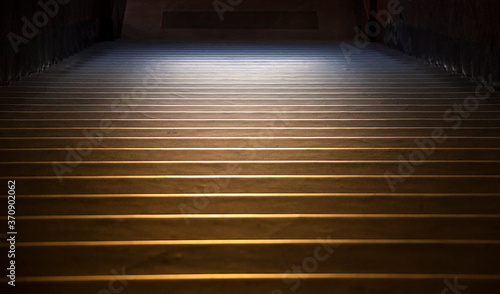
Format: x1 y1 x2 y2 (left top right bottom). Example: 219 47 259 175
378 0 500 84
0 0 127 85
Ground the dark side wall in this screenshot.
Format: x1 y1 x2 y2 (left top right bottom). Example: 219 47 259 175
378 0 500 85
0 0 127 85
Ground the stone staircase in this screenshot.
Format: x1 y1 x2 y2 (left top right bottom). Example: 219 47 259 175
1 41 499 293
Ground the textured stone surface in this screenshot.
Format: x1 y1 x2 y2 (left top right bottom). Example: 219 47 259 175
1 40 499 292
